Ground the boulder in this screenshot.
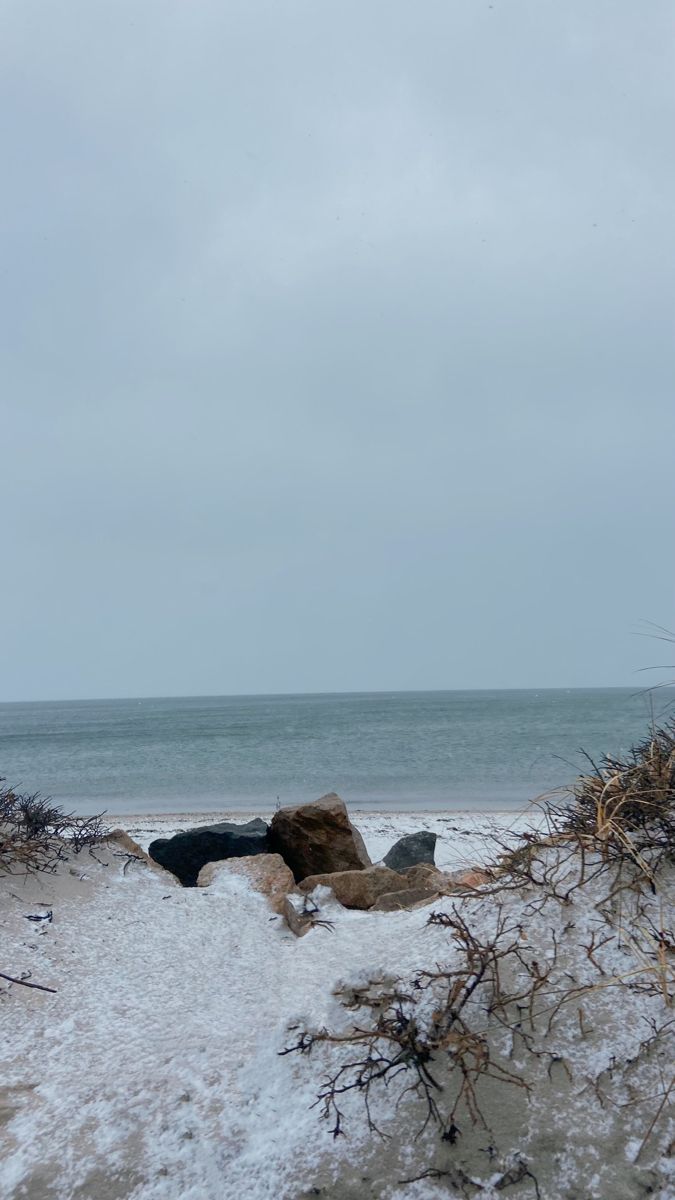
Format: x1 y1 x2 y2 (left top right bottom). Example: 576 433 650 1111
148 818 269 887
402 863 451 890
298 864 407 910
269 793 371 882
371 887 441 912
383 831 437 872
197 853 295 913
104 829 178 884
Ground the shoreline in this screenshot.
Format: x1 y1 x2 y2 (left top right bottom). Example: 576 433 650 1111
71 795 540 819
114 804 527 821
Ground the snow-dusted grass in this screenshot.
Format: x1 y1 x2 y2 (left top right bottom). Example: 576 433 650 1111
1 812 673 1200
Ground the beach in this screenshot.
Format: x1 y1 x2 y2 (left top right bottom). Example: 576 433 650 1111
2 800 673 1200
118 808 530 870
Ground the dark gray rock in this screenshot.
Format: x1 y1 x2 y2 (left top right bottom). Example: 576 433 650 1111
382 830 436 872
148 818 269 886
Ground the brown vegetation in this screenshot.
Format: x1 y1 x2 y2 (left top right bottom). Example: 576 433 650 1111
0 779 107 877
282 723 675 1193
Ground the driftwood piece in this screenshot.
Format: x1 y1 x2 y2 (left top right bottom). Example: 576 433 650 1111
0 971 57 994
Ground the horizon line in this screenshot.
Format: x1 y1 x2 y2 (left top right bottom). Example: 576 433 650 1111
0 683 666 706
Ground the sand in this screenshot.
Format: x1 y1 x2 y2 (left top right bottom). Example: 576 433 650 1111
1 811 673 1200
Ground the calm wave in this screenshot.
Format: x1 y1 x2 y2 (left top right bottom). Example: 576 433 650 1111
0 689 671 815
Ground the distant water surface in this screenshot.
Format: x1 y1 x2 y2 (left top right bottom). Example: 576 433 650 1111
0 689 671 815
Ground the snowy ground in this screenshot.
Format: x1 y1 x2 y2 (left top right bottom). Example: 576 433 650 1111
1 810 673 1200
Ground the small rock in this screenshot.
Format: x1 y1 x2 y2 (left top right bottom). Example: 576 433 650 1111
402 864 469 894
298 865 407 909
445 867 493 889
371 887 441 912
105 830 178 883
283 893 319 937
197 853 295 913
402 863 492 893
383 831 437 872
401 863 447 889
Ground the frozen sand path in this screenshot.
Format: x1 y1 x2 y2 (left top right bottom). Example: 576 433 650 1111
1 824 484 1200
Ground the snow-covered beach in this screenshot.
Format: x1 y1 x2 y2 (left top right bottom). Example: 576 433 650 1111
2 804 674 1200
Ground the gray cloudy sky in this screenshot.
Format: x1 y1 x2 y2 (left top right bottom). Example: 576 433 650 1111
2 0 674 700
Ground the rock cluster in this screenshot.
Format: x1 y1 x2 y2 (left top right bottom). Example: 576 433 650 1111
147 793 491 933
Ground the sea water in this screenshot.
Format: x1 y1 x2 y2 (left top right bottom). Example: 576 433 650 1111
0 688 671 815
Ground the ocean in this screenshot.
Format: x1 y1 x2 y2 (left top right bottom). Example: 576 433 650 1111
0 687 672 815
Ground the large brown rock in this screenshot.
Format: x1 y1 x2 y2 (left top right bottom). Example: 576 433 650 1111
298 865 407 910
269 793 371 882
197 853 295 913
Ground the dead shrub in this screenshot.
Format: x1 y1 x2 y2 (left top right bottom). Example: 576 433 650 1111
282 720 675 1187
0 778 107 876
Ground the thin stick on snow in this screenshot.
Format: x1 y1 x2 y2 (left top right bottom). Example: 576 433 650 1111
634 1073 675 1163
0 971 57 994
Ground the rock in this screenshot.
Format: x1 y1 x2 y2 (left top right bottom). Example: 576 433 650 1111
383 831 437 872
446 867 493 889
403 863 492 893
197 853 295 913
105 829 178 884
371 887 441 912
269 793 371 882
402 863 450 890
148 818 269 887
282 893 319 937
298 865 407 910
105 828 150 859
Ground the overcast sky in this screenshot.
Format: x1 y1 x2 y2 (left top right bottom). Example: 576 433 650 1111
1 0 674 701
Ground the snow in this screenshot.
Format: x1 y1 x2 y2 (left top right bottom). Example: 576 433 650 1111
0 837 458 1198
1 812 674 1200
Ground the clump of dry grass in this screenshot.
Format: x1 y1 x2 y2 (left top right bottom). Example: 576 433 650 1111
550 722 675 872
0 779 107 876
